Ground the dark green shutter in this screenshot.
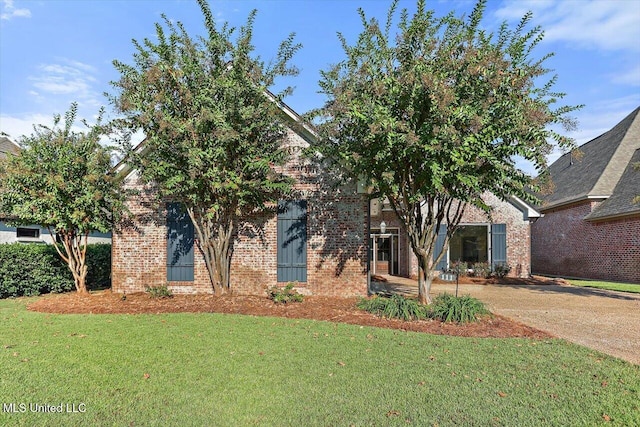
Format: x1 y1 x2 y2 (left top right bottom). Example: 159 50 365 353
433 224 448 271
491 224 507 269
277 200 307 282
166 202 194 281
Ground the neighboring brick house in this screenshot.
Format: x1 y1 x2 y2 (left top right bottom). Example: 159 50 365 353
531 107 640 283
0 136 112 245
111 101 370 296
370 192 540 279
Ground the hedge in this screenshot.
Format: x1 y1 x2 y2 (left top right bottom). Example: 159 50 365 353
0 243 111 298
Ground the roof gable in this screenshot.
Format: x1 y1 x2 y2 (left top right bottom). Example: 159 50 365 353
539 107 640 211
0 137 20 159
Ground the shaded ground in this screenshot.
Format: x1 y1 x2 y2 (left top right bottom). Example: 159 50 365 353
27 285 550 339
374 275 640 365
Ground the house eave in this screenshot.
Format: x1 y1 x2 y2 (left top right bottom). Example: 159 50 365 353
584 209 640 223
538 195 609 213
508 195 541 221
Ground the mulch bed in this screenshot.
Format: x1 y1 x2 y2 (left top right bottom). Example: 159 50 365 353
27 289 552 339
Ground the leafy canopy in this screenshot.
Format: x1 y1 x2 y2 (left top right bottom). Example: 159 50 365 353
0 103 123 236
314 0 580 209
110 0 301 221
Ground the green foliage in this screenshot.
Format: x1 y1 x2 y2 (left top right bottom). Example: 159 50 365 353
85 243 112 290
471 262 491 278
145 285 173 298
450 261 468 277
0 244 113 298
268 283 304 304
430 293 489 323
357 294 428 321
312 0 581 302
0 103 125 293
492 263 511 279
0 244 73 297
110 0 301 293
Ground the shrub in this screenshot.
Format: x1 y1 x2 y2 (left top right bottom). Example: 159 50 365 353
0 243 73 298
145 285 173 298
0 243 112 298
450 261 468 277
268 283 304 304
493 263 511 279
429 293 489 323
86 244 112 290
471 262 492 279
357 294 428 321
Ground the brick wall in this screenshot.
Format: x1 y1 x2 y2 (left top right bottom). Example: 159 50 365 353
371 192 533 279
112 130 369 296
531 201 640 283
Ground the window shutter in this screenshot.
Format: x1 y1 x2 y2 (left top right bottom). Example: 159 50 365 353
491 223 507 269
277 200 307 282
433 224 448 271
166 203 194 281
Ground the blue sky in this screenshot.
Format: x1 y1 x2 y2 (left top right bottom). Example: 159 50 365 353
1 0 639 175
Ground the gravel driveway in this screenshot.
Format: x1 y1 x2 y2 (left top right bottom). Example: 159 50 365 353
375 277 640 365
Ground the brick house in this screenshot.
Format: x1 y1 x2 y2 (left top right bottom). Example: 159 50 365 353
531 107 640 283
111 101 370 296
370 192 540 279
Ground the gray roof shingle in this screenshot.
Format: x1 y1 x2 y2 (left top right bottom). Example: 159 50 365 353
538 107 640 216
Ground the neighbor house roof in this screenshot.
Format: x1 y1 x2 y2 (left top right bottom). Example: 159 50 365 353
537 106 640 219
0 136 20 159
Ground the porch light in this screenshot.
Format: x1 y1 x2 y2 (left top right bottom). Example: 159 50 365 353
380 221 386 234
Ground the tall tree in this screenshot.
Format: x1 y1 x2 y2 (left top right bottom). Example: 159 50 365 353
313 0 581 303
0 103 125 293
110 0 300 294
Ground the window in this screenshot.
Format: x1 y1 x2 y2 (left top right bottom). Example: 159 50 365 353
277 200 307 282
450 225 489 264
16 227 39 239
166 203 194 281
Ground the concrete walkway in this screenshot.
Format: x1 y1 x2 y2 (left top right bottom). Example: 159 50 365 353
372 276 640 365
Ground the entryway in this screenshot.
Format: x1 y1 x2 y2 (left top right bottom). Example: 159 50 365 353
370 228 399 276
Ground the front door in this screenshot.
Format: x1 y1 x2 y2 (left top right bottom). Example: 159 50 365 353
370 229 399 276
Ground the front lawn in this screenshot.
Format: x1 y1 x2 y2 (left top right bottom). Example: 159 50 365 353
568 279 640 294
1 298 638 426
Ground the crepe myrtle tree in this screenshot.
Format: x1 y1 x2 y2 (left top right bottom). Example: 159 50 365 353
109 0 300 294
312 0 581 304
0 103 125 294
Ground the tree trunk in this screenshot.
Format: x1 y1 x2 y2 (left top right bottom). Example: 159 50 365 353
49 228 89 294
417 255 433 305
190 210 234 295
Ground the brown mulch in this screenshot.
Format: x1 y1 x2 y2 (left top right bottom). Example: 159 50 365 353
27 290 552 339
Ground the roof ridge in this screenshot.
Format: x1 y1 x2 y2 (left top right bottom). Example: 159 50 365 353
590 107 640 197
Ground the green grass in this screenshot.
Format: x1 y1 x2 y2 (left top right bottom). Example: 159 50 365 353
568 279 640 294
1 298 639 426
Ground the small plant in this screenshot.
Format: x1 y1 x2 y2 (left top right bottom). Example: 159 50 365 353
471 262 492 278
493 263 511 278
268 283 304 304
429 293 489 323
450 261 468 277
145 285 173 298
357 294 428 321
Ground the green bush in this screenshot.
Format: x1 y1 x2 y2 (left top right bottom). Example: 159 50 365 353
0 243 112 298
471 262 491 278
145 285 173 298
357 294 428 321
86 243 111 290
268 283 304 304
0 244 73 298
492 263 511 278
429 293 489 323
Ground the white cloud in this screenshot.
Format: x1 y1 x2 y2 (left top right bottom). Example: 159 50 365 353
610 63 640 87
494 0 640 52
27 59 102 108
0 0 31 21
